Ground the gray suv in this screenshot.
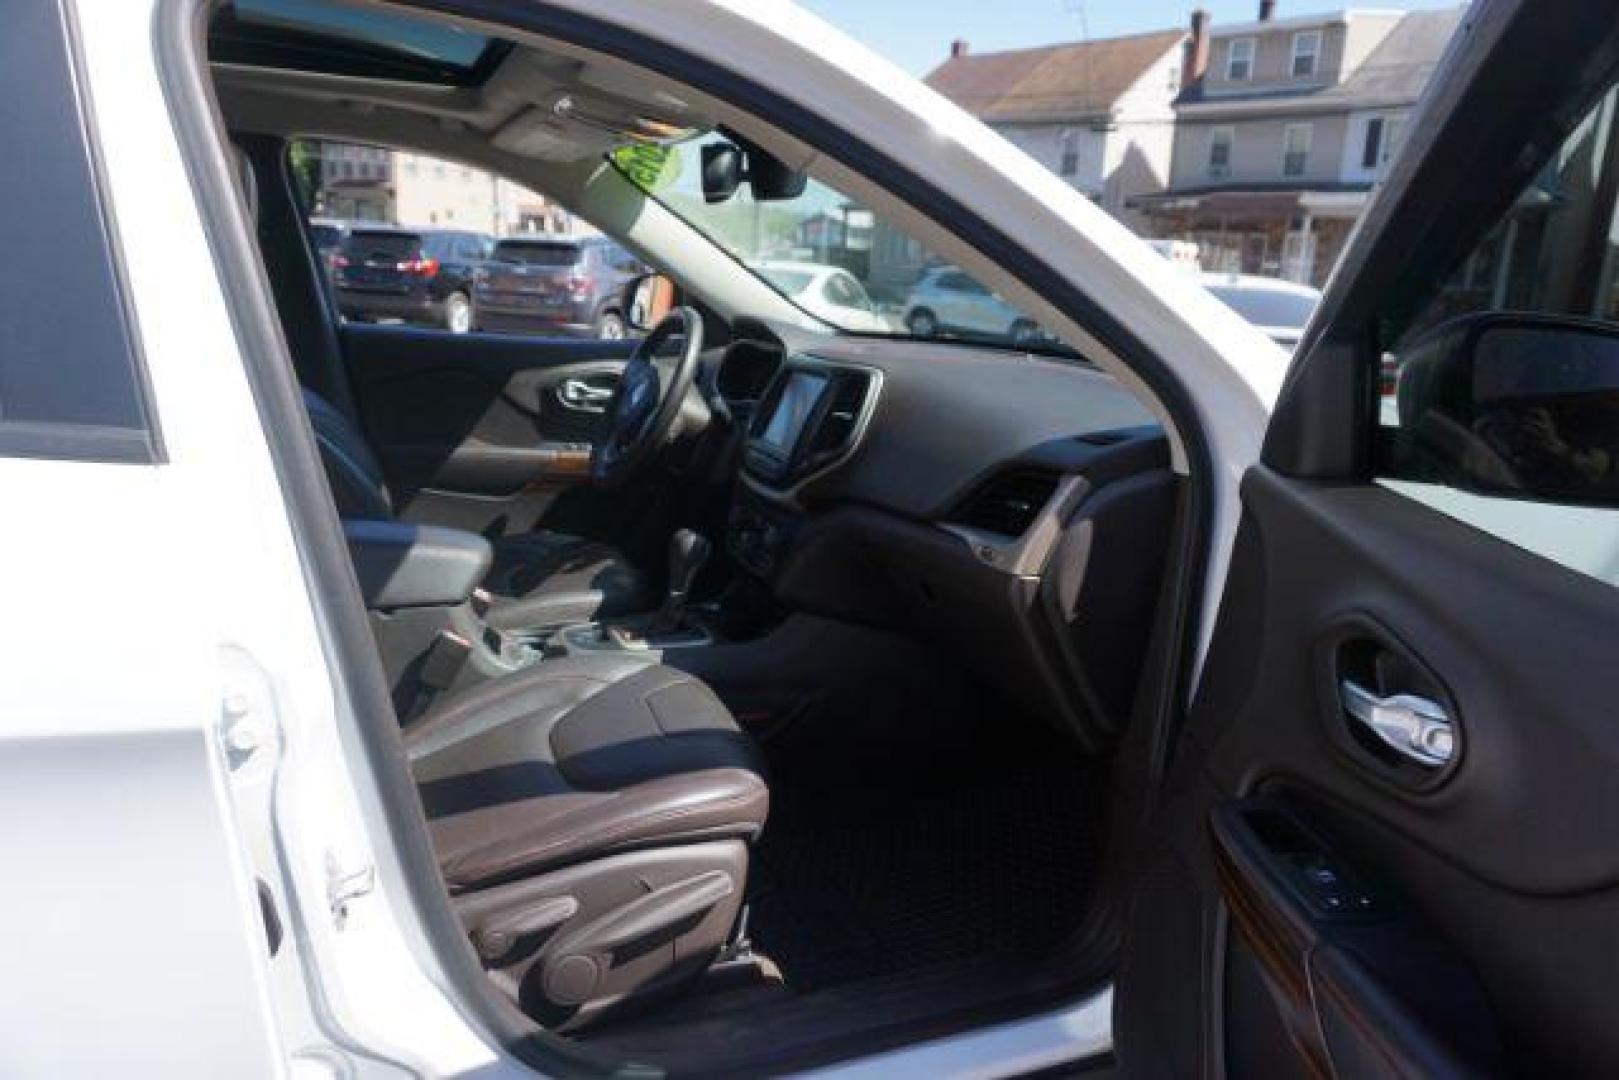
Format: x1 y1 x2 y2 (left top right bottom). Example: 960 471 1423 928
472 235 644 338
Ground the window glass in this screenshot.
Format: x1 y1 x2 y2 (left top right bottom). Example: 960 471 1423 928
1362 118 1385 169
1376 87 1619 585
491 240 579 267
1292 32 1321 78
291 138 641 340
626 133 1064 352
0 0 155 460
1210 128 1233 175
1227 39 1255 81
1283 124 1312 177
1206 284 1318 329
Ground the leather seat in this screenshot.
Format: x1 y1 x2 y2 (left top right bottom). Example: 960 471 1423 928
405 654 768 1028
303 389 655 631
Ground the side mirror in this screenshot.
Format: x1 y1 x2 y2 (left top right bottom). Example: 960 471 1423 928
700 137 808 204
1392 312 1619 504
623 273 677 332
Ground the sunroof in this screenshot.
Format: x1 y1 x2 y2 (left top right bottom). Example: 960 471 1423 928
213 0 507 86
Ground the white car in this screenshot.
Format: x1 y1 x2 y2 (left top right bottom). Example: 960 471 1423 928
1200 272 1323 350
747 259 894 331
6 0 1617 1077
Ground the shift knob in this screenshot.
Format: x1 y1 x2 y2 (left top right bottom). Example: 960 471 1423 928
666 529 713 605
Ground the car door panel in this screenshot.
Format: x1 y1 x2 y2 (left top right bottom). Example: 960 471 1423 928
339 322 634 530
1119 466 1619 1076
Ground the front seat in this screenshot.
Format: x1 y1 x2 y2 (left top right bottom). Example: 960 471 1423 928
405 653 768 1029
303 388 655 631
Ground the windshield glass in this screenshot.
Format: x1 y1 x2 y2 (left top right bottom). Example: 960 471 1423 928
618 133 1065 352
1206 284 1319 330
753 267 815 295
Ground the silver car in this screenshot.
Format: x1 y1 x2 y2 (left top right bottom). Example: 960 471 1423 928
902 265 1046 344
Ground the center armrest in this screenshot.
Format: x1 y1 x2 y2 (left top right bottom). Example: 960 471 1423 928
343 519 493 610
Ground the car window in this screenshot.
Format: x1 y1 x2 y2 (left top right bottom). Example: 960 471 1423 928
1206 285 1317 329
1375 84 1619 588
344 231 421 259
754 268 814 295
619 132 1062 353
491 240 579 266
0 0 155 461
823 273 872 311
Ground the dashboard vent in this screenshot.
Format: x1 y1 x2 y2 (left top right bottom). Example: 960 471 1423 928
956 470 1062 538
805 371 872 461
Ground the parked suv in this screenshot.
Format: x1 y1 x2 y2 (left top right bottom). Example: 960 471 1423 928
331 226 489 333
902 265 1046 343
473 235 643 338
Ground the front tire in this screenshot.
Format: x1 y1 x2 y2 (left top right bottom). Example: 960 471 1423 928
595 310 627 340
905 308 938 336
444 291 473 334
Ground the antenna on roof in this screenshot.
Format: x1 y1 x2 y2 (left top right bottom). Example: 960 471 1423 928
1062 0 1092 42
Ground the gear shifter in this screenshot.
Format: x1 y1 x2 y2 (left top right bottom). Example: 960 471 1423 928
655 529 712 632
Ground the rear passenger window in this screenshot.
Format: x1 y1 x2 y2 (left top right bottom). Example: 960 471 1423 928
1377 86 1619 584
0 0 155 461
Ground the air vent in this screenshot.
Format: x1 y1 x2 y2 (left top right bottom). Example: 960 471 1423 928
804 371 872 461
955 470 1063 538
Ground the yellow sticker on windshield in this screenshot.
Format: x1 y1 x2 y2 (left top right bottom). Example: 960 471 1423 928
613 144 681 193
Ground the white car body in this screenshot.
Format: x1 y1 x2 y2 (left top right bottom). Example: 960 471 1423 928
4 0 1290 1074
1199 272 1323 351
748 259 895 332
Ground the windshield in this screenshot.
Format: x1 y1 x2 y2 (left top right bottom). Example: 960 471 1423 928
753 267 815 295
619 133 1065 351
1206 284 1319 330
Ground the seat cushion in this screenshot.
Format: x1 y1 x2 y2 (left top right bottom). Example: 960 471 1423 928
406 655 768 892
481 532 656 632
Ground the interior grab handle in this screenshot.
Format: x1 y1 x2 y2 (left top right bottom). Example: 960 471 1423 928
1340 680 1456 767
559 378 613 411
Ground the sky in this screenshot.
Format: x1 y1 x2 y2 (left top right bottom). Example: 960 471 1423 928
793 0 1465 76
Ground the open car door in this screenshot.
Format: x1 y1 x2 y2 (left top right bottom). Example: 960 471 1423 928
1117 3 1619 1075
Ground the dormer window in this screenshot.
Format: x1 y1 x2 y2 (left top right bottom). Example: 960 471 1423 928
1291 31 1321 78
1227 38 1255 81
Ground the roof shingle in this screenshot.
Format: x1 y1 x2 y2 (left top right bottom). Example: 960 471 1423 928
925 29 1185 123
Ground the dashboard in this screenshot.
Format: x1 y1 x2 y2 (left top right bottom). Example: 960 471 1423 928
709 321 1179 753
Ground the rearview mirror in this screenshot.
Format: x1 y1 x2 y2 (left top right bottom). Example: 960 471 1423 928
700 136 808 204
623 273 677 332
1392 312 1619 504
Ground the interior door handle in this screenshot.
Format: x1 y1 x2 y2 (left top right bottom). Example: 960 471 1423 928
1340 680 1456 766
559 379 613 412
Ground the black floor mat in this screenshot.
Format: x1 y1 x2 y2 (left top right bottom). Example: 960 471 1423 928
746 754 1099 993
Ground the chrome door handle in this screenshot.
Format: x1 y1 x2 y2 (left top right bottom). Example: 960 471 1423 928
558 378 614 412
1340 680 1456 767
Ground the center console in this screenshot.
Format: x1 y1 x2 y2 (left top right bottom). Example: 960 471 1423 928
731 357 879 576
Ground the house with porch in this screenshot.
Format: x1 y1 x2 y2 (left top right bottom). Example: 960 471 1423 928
865 29 1187 301
1137 3 1464 285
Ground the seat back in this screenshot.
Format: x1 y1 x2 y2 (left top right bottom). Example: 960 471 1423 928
304 388 393 519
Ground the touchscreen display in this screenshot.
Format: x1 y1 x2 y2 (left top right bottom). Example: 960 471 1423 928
760 371 828 453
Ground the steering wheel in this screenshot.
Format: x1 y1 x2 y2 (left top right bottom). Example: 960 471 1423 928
591 306 705 488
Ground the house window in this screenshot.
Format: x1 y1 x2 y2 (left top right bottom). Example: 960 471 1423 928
1209 127 1234 177
1283 123 1312 177
1361 115 1407 169
1227 38 1255 81
1291 31 1321 78
1060 130 1079 177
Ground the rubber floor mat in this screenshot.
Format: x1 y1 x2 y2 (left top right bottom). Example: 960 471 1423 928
746 759 1098 992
